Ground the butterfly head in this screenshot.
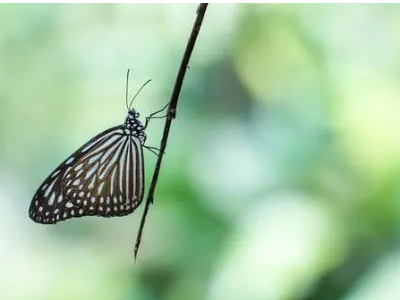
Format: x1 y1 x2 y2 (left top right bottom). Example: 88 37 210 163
128 109 140 119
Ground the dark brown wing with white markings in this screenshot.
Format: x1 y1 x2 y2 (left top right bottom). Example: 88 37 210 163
63 128 144 217
29 125 144 224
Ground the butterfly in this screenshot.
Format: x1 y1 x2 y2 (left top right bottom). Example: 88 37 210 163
29 72 160 224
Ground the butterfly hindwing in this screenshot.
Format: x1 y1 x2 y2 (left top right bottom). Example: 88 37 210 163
63 129 144 217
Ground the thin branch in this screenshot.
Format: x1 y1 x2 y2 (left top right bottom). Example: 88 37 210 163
134 3 209 260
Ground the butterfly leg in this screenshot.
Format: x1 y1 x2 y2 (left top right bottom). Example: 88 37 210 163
144 101 171 129
143 145 164 157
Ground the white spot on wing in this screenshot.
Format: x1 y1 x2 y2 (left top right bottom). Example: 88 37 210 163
88 152 102 164
88 176 95 189
125 142 131 199
97 182 105 195
44 180 56 197
85 165 97 180
48 192 56 205
51 170 60 178
110 168 117 195
119 143 127 193
65 157 74 165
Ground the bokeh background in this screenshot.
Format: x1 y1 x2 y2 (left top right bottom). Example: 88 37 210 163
1 3 400 300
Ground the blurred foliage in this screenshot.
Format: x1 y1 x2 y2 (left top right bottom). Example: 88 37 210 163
1 4 400 300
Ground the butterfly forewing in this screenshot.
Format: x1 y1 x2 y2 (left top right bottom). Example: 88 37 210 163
29 123 145 224
29 160 79 224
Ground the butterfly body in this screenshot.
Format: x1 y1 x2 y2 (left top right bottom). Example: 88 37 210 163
29 109 146 224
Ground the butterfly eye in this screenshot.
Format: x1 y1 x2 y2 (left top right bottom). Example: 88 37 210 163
128 109 140 118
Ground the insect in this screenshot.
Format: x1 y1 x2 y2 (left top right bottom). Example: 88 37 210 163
29 71 162 224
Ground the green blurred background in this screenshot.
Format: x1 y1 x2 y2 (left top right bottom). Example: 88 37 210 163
1 3 400 300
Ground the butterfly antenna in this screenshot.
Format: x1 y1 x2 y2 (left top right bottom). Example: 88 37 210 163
125 69 130 111
128 79 152 110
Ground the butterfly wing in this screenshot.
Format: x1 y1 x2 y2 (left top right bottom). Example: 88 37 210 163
29 125 145 224
29 156 78 224
62 128 144 217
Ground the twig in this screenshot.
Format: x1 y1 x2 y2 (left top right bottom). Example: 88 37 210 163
134 3 209 260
